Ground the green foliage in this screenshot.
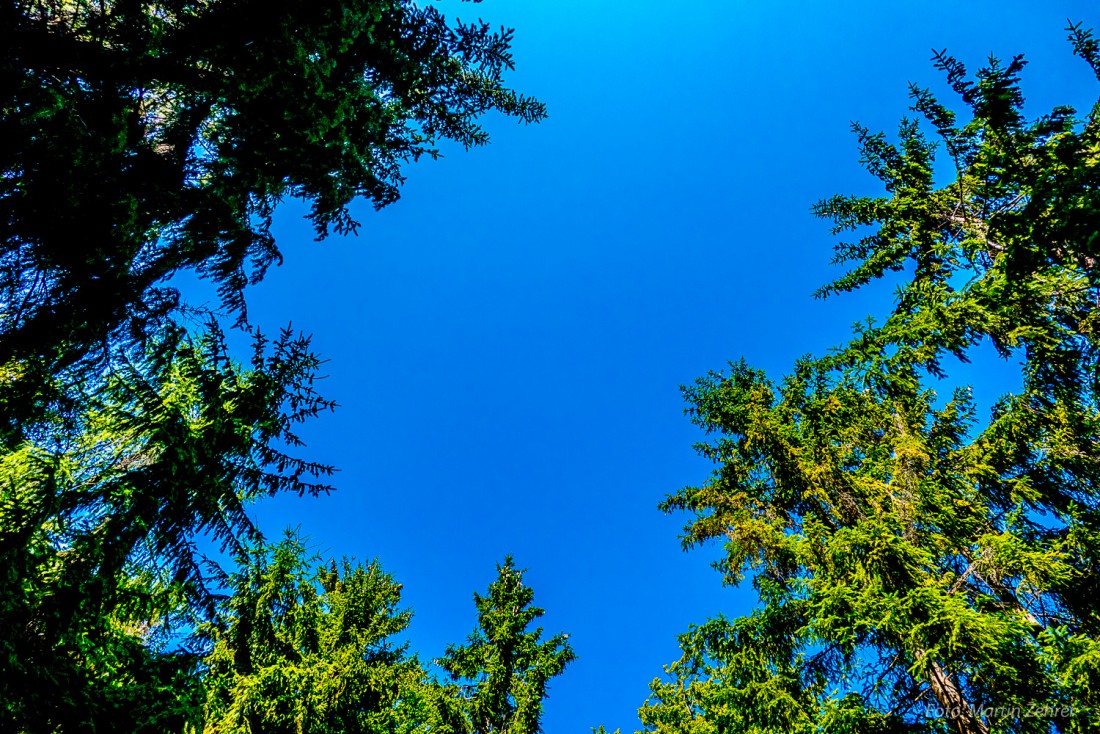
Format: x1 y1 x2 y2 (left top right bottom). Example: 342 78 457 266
0 325 335 733
1 0 544 413
200 532 431 734
646 22 1100 734
199 544 575 734
0 3 546 731
435 557 576 734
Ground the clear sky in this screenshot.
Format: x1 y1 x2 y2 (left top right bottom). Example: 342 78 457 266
183 1 1099 731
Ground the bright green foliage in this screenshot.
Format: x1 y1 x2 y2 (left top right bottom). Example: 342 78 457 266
200 532 431 734
0 326 335 733
199 544 576 734
645 24 1100 734
436 558 576 734
1 0 544 384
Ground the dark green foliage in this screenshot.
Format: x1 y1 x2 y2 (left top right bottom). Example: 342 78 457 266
0 325 335 733
0 2 545 731
646 22 1100 734
436 558 576 734
0 0 544 406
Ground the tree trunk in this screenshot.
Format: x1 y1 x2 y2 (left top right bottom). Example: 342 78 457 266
925 657 988 734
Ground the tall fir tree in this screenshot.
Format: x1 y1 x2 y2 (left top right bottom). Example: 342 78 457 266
0 2 544 730
200 532 433 734
436 558 576 734
643 22 1100 734
1 0 544 396
0 325 336 733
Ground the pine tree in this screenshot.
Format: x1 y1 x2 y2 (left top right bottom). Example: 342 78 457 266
644 22 1100 734
200 532 432 734
1 3 544 729
0 325 335 733
436 558 575 734
1 0 544 427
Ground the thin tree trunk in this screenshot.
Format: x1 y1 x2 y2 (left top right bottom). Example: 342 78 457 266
924 656 988 734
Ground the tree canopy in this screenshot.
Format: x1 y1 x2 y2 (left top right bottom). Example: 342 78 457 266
436 557 576 734
199 541 573 734
1 0 543 398
643 22 1100 734
0 325 336 732
7 3 1100 734
200 533 430 734
0 2 554 732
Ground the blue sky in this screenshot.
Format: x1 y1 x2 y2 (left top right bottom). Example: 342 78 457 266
184 1 1098 730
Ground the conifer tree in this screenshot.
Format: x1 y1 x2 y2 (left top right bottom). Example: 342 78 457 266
0 3 544 730
644 22 1100 734
200 532 432 734
1 0 544 430
199 544 575 734
436 558 576 734
0 325 335 733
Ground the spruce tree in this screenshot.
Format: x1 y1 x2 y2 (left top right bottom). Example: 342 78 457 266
644 22 1100 734
200 532 432 734
0 3 544 730
0 325 336 733
1 0 544 426
436 558 576 734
